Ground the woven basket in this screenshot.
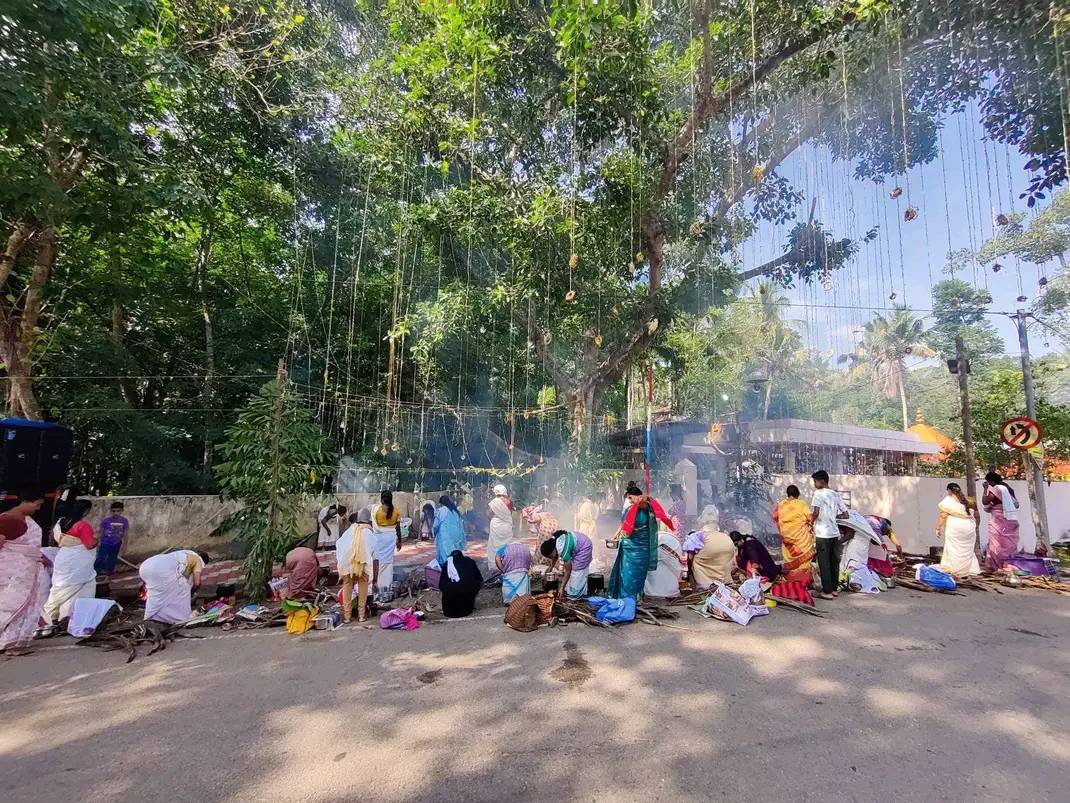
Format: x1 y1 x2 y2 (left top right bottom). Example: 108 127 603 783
504 595 541 632
533 593 556 623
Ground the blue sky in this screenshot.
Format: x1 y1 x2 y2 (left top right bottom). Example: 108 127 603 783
744 106 1060 362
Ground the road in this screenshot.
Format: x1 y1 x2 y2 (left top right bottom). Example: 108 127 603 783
2 587 1069 802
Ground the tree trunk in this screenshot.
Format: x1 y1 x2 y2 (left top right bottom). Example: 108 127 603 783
762 375 773 420
897 366 910 432
194 221 216 470
1 228 56 419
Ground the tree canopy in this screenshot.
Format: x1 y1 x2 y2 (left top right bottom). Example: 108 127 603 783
1 0 1068 494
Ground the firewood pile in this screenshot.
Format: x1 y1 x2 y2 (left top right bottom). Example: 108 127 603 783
893 560 1070 596
548 596 682 629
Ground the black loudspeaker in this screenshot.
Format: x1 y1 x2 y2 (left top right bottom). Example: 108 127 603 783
0 418 74 490
38 425 74 486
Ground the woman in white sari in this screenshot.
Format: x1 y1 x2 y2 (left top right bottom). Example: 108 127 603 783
485 484 516 575
42 500 97 627
140 549 208 623
937 483 980 576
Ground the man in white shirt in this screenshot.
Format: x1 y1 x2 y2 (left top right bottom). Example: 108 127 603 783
809 470 847 600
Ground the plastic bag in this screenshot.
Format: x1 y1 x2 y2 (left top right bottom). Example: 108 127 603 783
379 608 420 631
738 576 764 605
915 564 956 590
286 606 318 634
848 566 881 594
586 596 636 624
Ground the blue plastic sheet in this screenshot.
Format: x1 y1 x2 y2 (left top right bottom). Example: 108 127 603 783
916 564 957 590
587 596 636 624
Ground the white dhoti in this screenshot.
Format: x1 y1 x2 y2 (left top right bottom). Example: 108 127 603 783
563 567 589 598
42 580 96 625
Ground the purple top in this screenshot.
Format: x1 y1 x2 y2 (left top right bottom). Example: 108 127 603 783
100 515 129 546
496 542 531 574
567 532 594 572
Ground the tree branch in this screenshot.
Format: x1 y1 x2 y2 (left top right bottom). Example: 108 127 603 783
0 221 36 295
652 11 855 208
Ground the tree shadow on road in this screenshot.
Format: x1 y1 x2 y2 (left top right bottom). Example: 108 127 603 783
1 590 1068 802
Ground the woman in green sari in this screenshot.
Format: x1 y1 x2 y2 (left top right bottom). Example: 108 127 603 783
608 483 674 599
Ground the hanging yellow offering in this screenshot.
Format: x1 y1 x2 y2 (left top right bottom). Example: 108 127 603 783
751 163 766 182
889 186 903 199
594 334 603 347
904 207 918 221
565 289 576 302
635 251 645 264
568 252 578 269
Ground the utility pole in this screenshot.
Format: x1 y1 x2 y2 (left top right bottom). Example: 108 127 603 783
953 335 977 503
1014 310 1050 553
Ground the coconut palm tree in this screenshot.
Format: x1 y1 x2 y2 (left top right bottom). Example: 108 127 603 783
754 284 806 419
841 306 934 431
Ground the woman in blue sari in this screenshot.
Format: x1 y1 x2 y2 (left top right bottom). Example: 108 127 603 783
608 483 674 599
433 496 467 567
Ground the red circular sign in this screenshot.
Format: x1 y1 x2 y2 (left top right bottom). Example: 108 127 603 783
1000 416 1043 450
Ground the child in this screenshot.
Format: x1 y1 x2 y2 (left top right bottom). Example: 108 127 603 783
95 501 129 576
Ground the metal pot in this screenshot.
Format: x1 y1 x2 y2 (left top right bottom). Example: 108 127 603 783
929 545 944 561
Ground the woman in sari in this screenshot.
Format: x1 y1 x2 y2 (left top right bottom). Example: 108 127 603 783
682 529 735 590
668 484 690 536
486 484 516 575
1 499 49 655
937 483 980 576
982 472 1020 570
140 548 209 624
495 542 531 603
772 484 815 583
42 499 97 626
574 493 599 539
433 496 467 567
282 546 321 599
608 483 673 600
371 491 404 601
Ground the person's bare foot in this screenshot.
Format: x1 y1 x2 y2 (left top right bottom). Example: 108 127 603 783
832 590 841 597
819 592 835 600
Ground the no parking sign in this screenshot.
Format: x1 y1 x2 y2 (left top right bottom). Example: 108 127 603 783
1000 416 1043 451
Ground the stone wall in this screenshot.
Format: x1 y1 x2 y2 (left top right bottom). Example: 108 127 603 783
83 491 448 562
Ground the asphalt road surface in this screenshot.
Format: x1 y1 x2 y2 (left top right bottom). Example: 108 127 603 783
2 588 1069 803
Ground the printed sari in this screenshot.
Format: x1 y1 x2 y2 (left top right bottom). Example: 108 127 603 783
983 485 1020 571
0 519 49 652
773 498 815 583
